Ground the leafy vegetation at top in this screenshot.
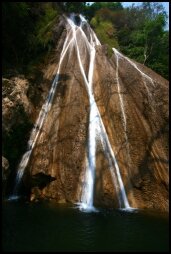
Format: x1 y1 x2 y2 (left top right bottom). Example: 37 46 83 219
2 2 169 79
2 3 61 75
86 2 169 79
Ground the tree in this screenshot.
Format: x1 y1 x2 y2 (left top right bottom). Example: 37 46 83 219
58 2 86 14
2 3 59 74
90 8 119 51
85 2 123 20
2 2 33 69
142 14 166 64
116 2 168 79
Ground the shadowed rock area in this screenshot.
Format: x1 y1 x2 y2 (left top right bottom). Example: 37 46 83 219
4 14 168 211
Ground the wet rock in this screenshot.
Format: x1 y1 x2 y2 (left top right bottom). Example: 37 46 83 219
2 77 33 133
74 15 81 26
31 172 56 190
58 198 66 204
30 173 56 202
2 156 9 182
52 16 66 44
2 156 9 197
5 15 168 211
30 187 42 202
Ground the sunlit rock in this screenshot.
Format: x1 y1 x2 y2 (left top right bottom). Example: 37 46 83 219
11 14 169 211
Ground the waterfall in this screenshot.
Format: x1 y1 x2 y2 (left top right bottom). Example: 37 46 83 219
67 15 98 210
112 48 155 96
10 13 131 210
66 14 130 210
10 22 77 199
113 49 131 167
113 48 156 114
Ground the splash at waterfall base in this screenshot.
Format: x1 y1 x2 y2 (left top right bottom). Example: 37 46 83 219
8 14 169 212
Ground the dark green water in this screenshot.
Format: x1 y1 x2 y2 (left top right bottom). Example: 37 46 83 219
2 201 169 252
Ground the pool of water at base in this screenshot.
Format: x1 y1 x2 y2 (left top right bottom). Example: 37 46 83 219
2 200 169 252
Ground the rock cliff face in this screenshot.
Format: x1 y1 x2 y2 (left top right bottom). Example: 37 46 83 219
5 14 168 211
2 156 9 197
2 73 54 195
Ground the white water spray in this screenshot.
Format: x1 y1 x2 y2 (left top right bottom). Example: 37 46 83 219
113 48 155 96
67 15 98 210
11 23 77 198
113 49 131 167
11 14 131 210
113 48 156 116
66 15 130 210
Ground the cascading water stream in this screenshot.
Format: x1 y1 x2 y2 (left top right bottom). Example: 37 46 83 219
10 13 131 210
113 48 156 115
113 49 131 167
112 48 155 97
67 15 98 210
10 23 77 199
66 15 130 210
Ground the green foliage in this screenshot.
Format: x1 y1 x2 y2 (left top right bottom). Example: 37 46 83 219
85 2 123 20
90 8 119 57
62 2 86 13
2 3 33 70
89 2 168 79
147 29 169 79
141 2 167 21
2 2 169 79
91 19 119 49
31 4 58 52
121 45 145 63
2 3 59 74
116 3 168 79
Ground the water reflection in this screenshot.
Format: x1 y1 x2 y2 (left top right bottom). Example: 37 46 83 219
2 201 169 252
